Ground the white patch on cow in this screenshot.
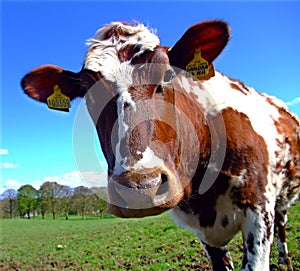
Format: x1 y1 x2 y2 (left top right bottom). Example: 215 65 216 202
241 207 274 271
114 90 136 175
170 205 243 247
132 147 164 170
84 22 159 82
228 169 247 186
169 207 201 235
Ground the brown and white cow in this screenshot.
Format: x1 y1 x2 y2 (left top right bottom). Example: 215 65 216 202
21 21 299 271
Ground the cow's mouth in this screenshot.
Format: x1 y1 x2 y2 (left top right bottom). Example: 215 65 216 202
107 167 184 218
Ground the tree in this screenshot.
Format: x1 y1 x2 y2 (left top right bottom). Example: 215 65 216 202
38 187 48 220
39 182 65 219
59 185 73 220
1 189 18 219
72 186 93 220
91 187 109 217
17 185 38 218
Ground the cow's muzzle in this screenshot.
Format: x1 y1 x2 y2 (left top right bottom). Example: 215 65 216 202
107 167 184 218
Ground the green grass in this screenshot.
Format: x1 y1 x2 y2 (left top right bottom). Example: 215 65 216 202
0 202 299 271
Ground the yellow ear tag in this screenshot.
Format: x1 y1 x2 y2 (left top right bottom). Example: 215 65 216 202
186 48 215 80
47 85 71 112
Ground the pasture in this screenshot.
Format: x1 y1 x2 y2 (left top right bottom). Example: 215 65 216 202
1 201 299 271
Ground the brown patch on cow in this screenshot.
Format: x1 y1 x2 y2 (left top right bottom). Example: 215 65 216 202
272 105 300 202
229 82 248 95
174 87 211 162
80 69 103 92
130 46 169 66
273 107 300 179
285 160 296 180
84 77 118 171
229 78 250 95
262 207 273 241
118 44 142 62
99 21 138 40
220 108 269 209
177 106 269 225
230 83 244 93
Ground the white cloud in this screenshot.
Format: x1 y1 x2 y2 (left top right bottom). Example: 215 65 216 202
0 187 5 195
79 171 108 188
5 179 22 189
0 149 18 169
286 97 300 107
31 179 44 190
0 179 22 194
0 149 8 155
0 162 18 169
44 175 60 183
61 171 85 187
34 170 108 190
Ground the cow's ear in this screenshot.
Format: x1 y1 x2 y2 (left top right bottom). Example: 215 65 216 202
168 21 230 70
21 65 84 104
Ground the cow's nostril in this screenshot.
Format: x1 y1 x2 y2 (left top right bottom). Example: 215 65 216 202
155 173 168 196
161 173 168 184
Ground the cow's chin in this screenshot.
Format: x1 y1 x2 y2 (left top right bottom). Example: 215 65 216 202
108 204 168 218
107 193 183 218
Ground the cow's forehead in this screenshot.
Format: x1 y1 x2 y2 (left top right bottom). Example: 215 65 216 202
84 22 160 85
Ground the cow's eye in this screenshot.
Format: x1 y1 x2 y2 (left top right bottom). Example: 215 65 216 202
164 69 176 82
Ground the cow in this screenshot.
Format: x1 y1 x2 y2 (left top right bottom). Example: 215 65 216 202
21 21 300 271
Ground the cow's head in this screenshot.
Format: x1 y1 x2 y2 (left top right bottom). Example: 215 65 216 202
21 21 230 217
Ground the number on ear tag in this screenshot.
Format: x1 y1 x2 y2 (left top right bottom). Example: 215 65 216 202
47 85 71 112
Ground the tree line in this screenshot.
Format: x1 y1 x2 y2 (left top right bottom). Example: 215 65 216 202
0 182 109 219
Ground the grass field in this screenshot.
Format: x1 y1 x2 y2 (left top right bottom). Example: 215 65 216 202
1 202 299 271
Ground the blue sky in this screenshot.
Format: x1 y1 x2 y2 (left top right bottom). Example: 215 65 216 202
1 1 300 194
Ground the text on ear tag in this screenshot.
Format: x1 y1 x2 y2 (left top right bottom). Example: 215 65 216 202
47 85 71 111
186 48 215 80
